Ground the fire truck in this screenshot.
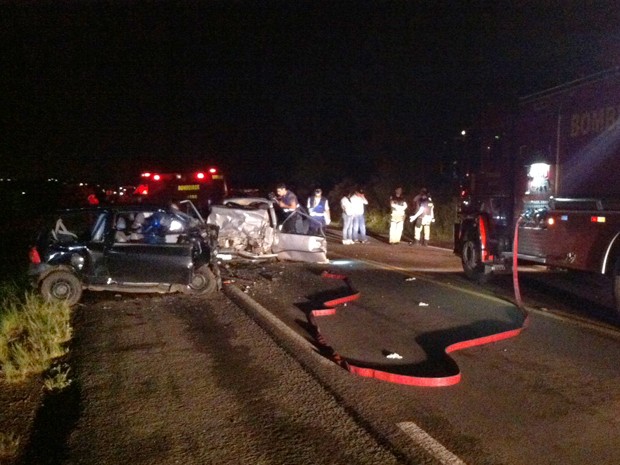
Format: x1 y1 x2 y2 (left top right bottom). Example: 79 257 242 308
454 68 620 315
133 166 228 214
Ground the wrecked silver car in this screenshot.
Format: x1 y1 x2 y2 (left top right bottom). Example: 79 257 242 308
207 197 328 263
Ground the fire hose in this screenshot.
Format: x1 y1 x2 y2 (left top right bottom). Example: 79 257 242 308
308 222 529 387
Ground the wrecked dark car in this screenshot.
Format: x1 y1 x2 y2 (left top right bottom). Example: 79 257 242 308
28 200 220 306
207 197 328 263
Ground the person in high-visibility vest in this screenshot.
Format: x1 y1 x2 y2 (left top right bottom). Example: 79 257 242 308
389 187 407 244
409 188 434 246
307 187 331 234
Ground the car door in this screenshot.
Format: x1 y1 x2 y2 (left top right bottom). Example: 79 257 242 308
272 210 328 263
104 211 194 284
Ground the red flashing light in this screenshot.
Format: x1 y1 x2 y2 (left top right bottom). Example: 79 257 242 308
479 216 488 262
141 172 151 178
29 247 41 264
152 174 161 181
135 184 149 196
590 216 606 223
208 167 217 174
195 172 206 180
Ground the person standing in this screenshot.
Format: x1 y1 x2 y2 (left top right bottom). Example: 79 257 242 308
340 191 354 244
275 183 299 215
410 187 435 245
307 187 331 234
275 183 301 232
389 187 407 244
350 187 369 243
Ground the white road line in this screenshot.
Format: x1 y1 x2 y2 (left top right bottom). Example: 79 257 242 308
330 253 510 305
397 421 467 465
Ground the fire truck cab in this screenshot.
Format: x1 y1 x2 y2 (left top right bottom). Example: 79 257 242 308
454 69 620 316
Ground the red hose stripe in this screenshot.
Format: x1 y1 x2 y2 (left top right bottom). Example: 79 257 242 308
308 271 528 387
321 271 348 280
311 308 338 317
323 292 360 307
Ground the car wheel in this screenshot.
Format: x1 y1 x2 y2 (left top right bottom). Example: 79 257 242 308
188 265 217 295
40 270 83 306
462 239 492 283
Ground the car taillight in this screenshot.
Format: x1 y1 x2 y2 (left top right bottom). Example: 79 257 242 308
29 247 41 264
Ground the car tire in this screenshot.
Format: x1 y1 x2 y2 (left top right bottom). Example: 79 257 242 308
188 265 217 295
40 270 83 306
462 239 492 283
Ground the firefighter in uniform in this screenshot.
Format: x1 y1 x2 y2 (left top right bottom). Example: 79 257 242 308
410 188 434 246
389 187 408 244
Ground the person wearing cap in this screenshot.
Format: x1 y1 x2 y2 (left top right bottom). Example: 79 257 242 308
307 187 330 234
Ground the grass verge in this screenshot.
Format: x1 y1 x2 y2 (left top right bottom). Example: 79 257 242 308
0 282 74 463
0 432 20 461
0 283 72 383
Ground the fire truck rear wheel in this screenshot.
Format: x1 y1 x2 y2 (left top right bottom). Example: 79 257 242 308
462 239 492 283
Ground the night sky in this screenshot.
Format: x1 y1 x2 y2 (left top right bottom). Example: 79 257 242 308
2 1 619 188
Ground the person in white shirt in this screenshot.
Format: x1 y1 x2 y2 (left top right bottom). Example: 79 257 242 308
340 193 355 244
350 187 369 243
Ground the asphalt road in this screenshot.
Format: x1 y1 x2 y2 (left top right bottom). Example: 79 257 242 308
224 235 620 465
24 293 404 465
23 233 620 465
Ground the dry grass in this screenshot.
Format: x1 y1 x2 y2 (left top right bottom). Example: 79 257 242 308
0 285 72 383
0 432 20 461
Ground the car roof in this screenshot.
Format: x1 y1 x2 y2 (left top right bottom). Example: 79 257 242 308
54 204 169 215
222 197 275 206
